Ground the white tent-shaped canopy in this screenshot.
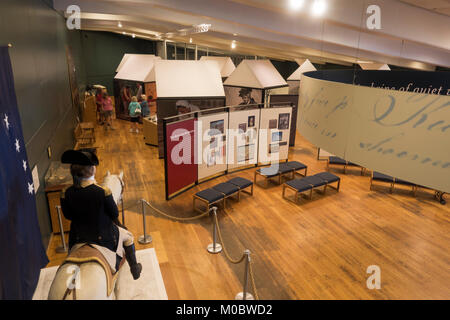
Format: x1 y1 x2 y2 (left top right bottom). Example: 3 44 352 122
199 56 236 78
287 59 317 81
114 54 161 82
359 63 391 70
224 60 287 89
153 60 225 98
115 54 159 73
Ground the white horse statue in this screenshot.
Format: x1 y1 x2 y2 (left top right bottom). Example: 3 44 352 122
48 171 125 300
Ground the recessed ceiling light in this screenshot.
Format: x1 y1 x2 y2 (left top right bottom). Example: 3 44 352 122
189 37 193 43
233 33 238 36
122 31 126 35
289 0 305 11
132 33 136 38
311 0 327 16
118 21 122 28
231 40 236 49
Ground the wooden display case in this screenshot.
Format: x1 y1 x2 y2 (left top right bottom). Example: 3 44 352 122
143 117 158 146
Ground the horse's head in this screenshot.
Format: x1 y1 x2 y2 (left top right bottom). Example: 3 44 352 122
101 170 124 205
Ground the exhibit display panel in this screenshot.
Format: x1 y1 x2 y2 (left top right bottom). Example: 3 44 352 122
299 71 450 193
227 109 261 171
197 112 229 180
156 98 226 158
154 60 226 158
164 118 198 197
269 95 298 146
258 107 292 164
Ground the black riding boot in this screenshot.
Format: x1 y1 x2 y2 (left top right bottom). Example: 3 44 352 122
124 244 142 280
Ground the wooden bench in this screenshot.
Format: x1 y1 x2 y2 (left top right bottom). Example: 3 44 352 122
282 172 340 204
370 171 416 195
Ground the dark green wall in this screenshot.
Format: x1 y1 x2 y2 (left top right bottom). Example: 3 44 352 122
0 1 158 248
78 31 157 93
0 0 79 247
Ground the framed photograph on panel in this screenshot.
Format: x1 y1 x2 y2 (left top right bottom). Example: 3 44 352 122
269 119 277 129
278 113 290 130
248 116 255 128
209 119 225 135
272 131 283 142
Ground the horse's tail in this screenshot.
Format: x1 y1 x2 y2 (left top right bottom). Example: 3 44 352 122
48 262 111 300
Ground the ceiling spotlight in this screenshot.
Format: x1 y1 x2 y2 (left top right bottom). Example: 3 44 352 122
132 33 136 38
118 21 123 28
122 31 126 35
189 37 193 43
289 0 305 10
231 40 236 49
311 0 327 16
233 33 238 36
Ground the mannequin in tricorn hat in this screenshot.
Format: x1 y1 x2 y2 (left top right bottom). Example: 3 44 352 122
60 149 142 280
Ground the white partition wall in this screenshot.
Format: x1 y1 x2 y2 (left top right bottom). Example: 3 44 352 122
197 113 229 180
258 107 292 164
227 109 260 171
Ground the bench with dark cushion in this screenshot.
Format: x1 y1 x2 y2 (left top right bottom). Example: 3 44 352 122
193 189 226 214
227 177 254 197
282 172 341 203
314 172 341 191
286 161 308 177
370 171 416 195
254 161 308 187
212 182 240 205
327 156 365 175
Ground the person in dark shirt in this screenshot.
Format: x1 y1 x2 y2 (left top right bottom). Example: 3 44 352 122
60 149 142 279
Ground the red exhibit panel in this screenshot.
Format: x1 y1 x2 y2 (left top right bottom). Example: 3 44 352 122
165 119 198 198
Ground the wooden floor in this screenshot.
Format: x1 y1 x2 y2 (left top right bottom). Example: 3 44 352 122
46 119 450 300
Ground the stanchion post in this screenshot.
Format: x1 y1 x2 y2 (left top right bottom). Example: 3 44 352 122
55 205 68 254
235 250 254 300
138 199 152 244
207 207 222 254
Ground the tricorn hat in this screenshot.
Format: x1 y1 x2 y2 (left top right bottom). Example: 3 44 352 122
239 87 252 97
61 149 99 166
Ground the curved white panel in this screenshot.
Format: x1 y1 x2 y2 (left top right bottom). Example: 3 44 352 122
298 74 450 193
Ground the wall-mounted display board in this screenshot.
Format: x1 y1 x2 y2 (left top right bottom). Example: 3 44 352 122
287 59 317 95
258 107 292 164
269 95 298 146
197 112 229 180
164 119 198 198
154 60 226 158
224 60 288 107
299 70 450 193
227 109 261 171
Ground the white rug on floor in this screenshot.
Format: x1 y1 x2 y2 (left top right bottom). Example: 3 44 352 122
33 248 167 300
